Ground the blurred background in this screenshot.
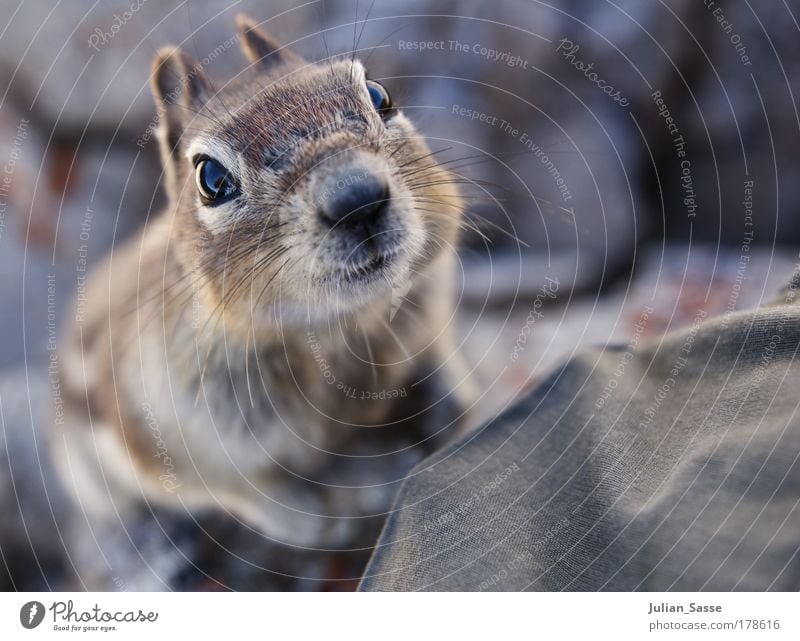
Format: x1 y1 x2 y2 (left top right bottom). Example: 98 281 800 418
1 0 799 590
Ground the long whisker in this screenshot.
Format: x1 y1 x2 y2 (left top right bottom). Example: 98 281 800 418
412 194 528 248
355 0 378 58
360 325 378 385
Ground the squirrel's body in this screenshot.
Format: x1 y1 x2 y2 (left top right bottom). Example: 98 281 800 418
53 15 470 552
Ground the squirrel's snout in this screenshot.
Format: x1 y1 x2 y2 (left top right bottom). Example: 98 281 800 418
317 170 391 231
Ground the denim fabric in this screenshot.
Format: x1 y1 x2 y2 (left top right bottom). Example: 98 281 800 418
360 277 800 591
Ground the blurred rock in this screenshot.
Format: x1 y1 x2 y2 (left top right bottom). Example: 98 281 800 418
459 244 799 427
0 367 72 590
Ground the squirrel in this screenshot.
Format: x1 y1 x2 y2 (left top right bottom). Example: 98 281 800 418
52 14 472 552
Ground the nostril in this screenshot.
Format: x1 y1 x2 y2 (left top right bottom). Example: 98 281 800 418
318 177 390 229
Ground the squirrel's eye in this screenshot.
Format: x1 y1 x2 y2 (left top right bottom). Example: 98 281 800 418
366 80 392 116
195 158 238 203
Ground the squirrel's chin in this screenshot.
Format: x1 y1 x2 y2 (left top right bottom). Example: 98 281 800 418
240 246 417 326
316 252 412 313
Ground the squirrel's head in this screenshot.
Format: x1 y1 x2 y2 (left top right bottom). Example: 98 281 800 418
151 14 462 335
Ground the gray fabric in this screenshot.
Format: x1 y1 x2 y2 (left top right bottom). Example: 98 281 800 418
359 275 800 591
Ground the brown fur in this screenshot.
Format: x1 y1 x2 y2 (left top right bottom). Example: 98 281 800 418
52 15 471 550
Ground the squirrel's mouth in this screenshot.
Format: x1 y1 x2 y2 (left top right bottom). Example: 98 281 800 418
337 251 397 284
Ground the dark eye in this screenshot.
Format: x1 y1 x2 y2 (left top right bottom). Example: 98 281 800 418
366 80 392 116
194 157 239 204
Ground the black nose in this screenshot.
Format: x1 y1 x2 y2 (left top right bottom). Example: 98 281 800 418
318 173 390 229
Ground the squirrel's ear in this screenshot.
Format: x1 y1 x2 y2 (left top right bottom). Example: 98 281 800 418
152 47 210 108
151 47 210 142
151 47 210 197
236 13 303 68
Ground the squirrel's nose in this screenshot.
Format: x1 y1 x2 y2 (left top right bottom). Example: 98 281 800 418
318 172 390 229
